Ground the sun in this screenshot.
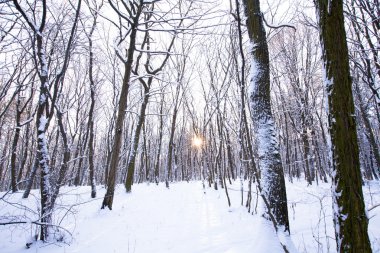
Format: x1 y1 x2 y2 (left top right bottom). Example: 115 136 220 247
192 136 203 148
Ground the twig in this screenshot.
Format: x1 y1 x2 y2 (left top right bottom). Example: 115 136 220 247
260 13 296 31
368 203 380 212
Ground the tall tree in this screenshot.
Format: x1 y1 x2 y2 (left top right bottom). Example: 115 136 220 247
10 60 35 193
84 0 103 198
12 0 82 240
101 0 143 209
125 8 178 191
242 0 290 232
314 0 372 251
12 0 53 240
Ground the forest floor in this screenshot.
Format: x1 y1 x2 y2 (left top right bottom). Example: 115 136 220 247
1 179 380 253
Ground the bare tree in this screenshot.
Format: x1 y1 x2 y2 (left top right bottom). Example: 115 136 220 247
101 0 144 209
84 0 103 198
12 0 82 241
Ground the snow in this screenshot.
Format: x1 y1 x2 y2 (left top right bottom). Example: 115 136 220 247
255 118 281 197
248 47 260 97
288 180 380 252
38 116 47 131
1 180 380 253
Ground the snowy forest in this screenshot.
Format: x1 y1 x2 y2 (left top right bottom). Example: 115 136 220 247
0 0 379 252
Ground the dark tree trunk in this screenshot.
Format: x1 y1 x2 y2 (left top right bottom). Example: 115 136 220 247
73 134 83 186
10 96 22 192
17 113 32 187
165 107 178 188
154 97 164 184
355 84 380 172
314 0 372 251
101 4 142 209
224 129 235 180
50 111 72 207
125 88 150 192
22 157 38 199
86 5 99 198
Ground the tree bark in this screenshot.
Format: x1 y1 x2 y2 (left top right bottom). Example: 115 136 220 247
154 97 164 184
102 4 142 209
242 0 290 232
22 157 38 199
355 84 380 173
125 87 150 192
86 2 99 198
165 107 178 188
10 96 22 192
314 0 372 251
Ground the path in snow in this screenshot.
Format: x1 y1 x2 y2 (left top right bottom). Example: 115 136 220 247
1 182 284 253
66 182 283 253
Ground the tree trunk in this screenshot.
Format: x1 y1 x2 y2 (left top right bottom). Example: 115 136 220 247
50 111 71 208
10 97 22 192
125 88 150 192
87 7 98 198
165 107 178 188
314 0 372 251
17 114 32 188
242 0 290 232
356 84 380 173
101 5 142 209
22 157 38 199
154 97 164 184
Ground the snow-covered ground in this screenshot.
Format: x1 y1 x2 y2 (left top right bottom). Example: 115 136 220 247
288 180 380 252
1 179 380 253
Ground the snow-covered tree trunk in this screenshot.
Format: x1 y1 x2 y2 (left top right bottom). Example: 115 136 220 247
35 56 52 242
12 0 52 241
242 0 290 232
314 0 372 251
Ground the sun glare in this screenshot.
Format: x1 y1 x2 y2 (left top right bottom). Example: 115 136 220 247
192 136 203 148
